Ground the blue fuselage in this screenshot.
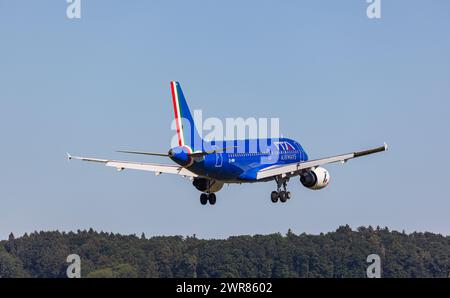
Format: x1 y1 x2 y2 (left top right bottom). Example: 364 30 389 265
170 138 308 182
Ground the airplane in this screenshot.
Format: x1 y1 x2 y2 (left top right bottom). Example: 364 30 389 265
68 81 387 205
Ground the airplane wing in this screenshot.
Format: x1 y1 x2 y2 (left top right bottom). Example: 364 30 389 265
256 143 388 180
67 154 198 177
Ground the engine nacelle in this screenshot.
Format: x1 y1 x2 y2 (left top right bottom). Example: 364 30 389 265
300 167 330 190
192 178 224 193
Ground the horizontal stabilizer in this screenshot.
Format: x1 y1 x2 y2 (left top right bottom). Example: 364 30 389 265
117 150 169 157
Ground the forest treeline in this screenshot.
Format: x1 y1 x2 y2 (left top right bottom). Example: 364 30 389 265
0 226 448 278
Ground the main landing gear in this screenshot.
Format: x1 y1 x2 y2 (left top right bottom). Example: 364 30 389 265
200 193 216 205
271 176 291 203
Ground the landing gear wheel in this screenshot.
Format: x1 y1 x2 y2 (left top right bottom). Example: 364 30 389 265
271 191 279 203
279 191 287 203
286 191 291 200
208 193 217 205
200 193 208 205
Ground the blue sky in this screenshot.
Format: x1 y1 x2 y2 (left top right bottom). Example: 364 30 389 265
1 0 449 239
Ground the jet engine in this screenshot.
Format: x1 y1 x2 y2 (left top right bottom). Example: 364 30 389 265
192 178 224 193
300 167 330 190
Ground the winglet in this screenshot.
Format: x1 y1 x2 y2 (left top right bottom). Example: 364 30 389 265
67 153 72 160
384 142 389 151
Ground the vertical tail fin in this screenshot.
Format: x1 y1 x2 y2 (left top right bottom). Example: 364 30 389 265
170 81 203 152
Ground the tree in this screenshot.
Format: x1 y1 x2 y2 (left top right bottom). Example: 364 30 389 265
0 227 448 278
0 247 27 278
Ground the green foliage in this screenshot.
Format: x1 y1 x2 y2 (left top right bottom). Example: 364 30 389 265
0 246 28 278
86 267 114 278
0 227 448 278
86 263 138 278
